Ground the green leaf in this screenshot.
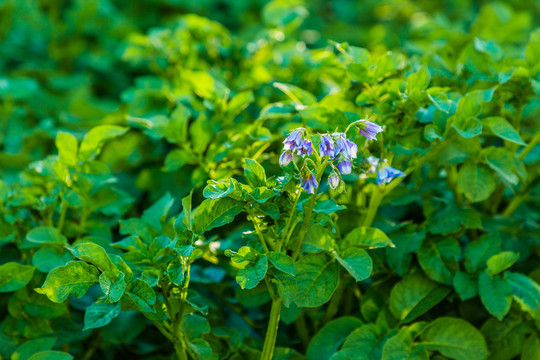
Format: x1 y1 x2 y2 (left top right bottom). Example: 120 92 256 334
451 116 482 138
244 159 266 187
99 271 126 303
56 131 78 166
457 162 496 202
12 337 56 360
390 272 451 323
306 317 363 360
486 251 519 276
453 271 477 301
406 66 431 96
236 254 268 290
483 117 526 145
142 192 174 232
482 147 520 186
0 77 39 100
504 272 540 320
78 125 128 161
126 279 157 313
68 243 118 275
273 82 316 105
181 313 211 340
84 301 121 330
333 248 372 282
294 253 339 308
313 200 346 214
186 338 215 360
331 324 380 360
420 317 488 360
0 262 36 292
182 191 193 231
418 238 459 285
26 227 67 247
32 246 73 273
522 334 540 360
268 252 296 276
386 230 425 276
35 261 99 302
163 149 196 172
478 272 512 321
193 198 244 235
28 351 72 360
464 234 501 273
343 227 394 249
428 92 452 113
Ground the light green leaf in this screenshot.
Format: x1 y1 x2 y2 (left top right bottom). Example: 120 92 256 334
504 272 540 320
126 279 156 313
12 337 56 360
35 261 99 303
236 254 268 290
483 117 526 145
406 66 431 96
522 334 540 360
333 248 372 282
28 351 72 360
56 131 78 166
84 301 121 330
244 159 266 187
26 227 67 247
273 82 316 105
0 262 36 292
182 191 193 231
142 192 174 232
268 252 296 276
457 162 496 203
451 116 482 138
428 92 452 113
390 272 451 323
478 272 512 321
78 125 128 161
163 149 196 172
294 253 339 308
482 147 520 186
68 243 118 275
486 251 519 276
99 271 126 303
193 198 244 234
464 234 501 273
343 227 394 249
420 317 488 360
306 317 363 360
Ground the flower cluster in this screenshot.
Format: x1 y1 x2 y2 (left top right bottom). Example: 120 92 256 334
279 120 387 194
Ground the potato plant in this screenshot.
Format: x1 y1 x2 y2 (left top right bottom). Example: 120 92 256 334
1 1 540 360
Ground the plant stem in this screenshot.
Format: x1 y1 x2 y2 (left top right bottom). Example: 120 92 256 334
260 298 282 360
362 187 383 227
57 199 68 232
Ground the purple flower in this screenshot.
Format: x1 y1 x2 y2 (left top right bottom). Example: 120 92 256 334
279 152 292 166
333 133 358 160
358 121 383 141
301 174 318 194
338 160 352 175
319 135 335 158
297 139 313 157
377 166 405 185
328 172 340 189
283 130 303 151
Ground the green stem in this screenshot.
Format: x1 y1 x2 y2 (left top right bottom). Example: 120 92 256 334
292 163 328 261
57 199 68 232
260 298 282 360
279 189 302 250
518 133 540 162
362 187 384 227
